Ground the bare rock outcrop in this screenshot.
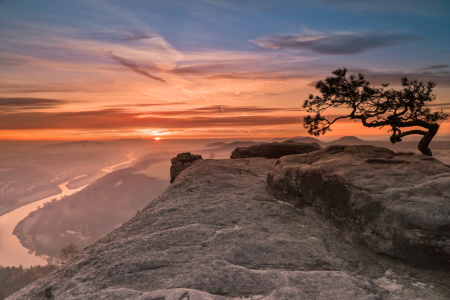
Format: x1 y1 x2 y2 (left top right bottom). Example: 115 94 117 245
267 144 450 270
170 152 203 183
230 141 321 159
9 157 450 299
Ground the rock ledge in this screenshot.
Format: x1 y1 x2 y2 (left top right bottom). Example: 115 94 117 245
267 144 450 269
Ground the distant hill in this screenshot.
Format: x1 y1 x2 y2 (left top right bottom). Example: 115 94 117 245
0 166 53 186
13 159 169 259
285 136 323 144
204 142 226 148
0 166 55 207
268 138 289 142
195 141 261 159
215 141 259 151
327 136 367 145
198 141 259 153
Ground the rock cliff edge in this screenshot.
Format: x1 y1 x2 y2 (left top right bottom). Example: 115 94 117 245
8 150 450 300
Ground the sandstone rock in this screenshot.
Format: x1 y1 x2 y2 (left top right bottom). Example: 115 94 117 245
267 144 450 270
9 157 449 299
170 152 203 183
230 141 321 159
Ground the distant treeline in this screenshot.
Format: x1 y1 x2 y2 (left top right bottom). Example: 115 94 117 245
0 265 55 299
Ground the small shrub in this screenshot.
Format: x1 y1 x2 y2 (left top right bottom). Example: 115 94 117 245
60 244 79 261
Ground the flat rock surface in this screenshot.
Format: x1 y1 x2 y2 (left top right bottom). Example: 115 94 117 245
267 145 450 270
9 158 450 299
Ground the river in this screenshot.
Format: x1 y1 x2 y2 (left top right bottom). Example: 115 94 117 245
0 153 136 267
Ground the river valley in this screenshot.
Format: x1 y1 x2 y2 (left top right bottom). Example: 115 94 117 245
0 153 136 267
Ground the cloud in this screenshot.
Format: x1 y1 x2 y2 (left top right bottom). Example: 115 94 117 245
318 0 450 16
0 97 66 110
206 72 308 81
251 31 421 55
170 63 307 81
0 56 31 67
120 33 155 41
146 105 285 116
106 52 166 83
104 102 187 108
0 82 107 93
104 53 309 83
427 102 450 109
88 31 155 42
349 68 450 87
169 64 231 75
0 105 303 130
419 64 449 71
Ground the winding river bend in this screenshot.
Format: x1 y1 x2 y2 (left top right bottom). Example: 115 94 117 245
0 153 136 267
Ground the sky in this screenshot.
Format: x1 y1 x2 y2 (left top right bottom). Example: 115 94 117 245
1 0 450 141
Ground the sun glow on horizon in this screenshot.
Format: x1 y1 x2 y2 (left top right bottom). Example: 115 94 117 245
0 1 449 142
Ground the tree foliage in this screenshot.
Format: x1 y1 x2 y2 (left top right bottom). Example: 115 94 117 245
60 244 79 261
0 265 55 299
303 68 448 156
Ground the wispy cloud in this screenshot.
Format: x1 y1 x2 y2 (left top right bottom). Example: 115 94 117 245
206 72 309 81
85 31 155 42
105 52 312 83
348 68 450 87
0 97 66 110
427 102 450 109
138 105 295 116
251 31 421 55
418 64 449 71
0 105 302 130
0 83 93 94
104 102 188 108
106 52 166 83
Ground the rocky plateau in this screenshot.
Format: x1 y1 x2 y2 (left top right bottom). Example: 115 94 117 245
8 145 450 299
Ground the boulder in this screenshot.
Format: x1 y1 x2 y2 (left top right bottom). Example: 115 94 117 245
9 157 449 299
170 152 203 183
267 144 450 269
230 141 321 159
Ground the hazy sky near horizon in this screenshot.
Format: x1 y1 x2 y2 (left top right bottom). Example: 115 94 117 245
1 0 450 140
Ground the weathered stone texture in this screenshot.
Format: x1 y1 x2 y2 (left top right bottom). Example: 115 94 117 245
267 144 450 270
230 141 321 159
170 152 203 183
8 156 450 299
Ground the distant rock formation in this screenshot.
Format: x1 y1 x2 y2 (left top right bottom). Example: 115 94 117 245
267 144 450 269
9 155 449 299
284 136 323 144
327 135 367 145
170 152 203 183
230 141 321 159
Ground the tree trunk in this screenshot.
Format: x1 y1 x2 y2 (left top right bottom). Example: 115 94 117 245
418 124 439 156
